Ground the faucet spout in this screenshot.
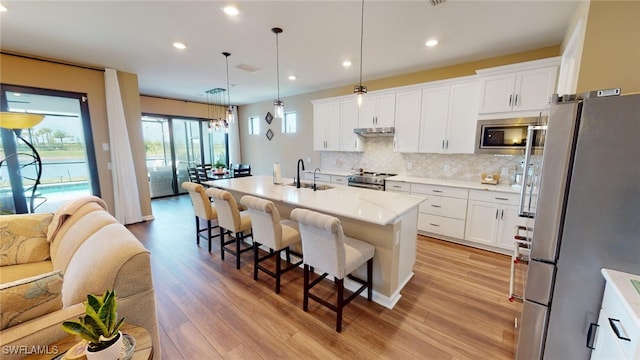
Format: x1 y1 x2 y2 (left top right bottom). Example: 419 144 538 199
313 168 321 191
296 158 305 188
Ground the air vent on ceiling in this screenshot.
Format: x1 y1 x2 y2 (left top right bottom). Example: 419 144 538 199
236 64 262 73
429 0 446 5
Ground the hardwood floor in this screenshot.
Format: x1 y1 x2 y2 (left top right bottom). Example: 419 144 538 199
126 195 523 359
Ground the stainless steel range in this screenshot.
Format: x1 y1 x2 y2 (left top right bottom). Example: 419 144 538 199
348 171 396 191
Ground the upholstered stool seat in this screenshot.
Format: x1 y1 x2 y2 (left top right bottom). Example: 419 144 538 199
205 188 253 269
181 182 219 252
240 195 303 294
290 208 374 332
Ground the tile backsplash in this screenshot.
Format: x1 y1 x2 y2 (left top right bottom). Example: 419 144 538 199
321 137 524 183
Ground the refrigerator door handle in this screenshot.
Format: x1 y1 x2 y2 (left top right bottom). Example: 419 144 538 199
518 125 546 218
586 322 599 349
608 318 631 341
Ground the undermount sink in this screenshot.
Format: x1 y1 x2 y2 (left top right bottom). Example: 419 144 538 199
286 182 333 190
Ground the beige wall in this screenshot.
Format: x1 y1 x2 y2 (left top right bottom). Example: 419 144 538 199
576 0 640 93
0 54 151 218
238 46 560 178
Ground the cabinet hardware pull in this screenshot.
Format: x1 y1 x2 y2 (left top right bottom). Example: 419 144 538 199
495 197 509 201
515 94 519 106
442 139 445 149
432 190 443 193
509 94 513 107
501 209 504 220
392 185 401 188
429 223 440 227
445 139 449 149
586 323 598 349
496 209 499 219
608 318 631 341
430 205 442 208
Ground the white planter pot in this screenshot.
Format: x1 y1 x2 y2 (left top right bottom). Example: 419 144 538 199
85 331 124 360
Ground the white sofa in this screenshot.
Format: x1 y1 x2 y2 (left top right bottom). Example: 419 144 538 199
0 196 160 359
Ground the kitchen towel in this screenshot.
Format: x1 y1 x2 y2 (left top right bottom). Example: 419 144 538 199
273 163 282 184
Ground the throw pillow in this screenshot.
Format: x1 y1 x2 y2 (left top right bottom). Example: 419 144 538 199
0 270 63 329
0 213 53 266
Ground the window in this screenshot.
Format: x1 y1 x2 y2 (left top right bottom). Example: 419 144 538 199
282 112 297 133
249 116 260 135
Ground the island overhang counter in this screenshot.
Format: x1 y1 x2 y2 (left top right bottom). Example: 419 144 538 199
205 175 425 309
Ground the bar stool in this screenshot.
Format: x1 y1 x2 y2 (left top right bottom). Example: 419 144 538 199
205 188 253 269
181 182 219 252
290 208 374 332
239 195 303 294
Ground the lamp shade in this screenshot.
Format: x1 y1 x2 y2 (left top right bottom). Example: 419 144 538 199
0 112 45 129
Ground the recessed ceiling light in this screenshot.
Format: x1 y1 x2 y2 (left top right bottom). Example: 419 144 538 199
223 6 239 16
342 60 352 68
173 42 187 50
0 4 7 12
288 75 297 81
425 39 439 47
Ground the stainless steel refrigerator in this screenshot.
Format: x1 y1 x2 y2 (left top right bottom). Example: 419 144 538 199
515 90 640 359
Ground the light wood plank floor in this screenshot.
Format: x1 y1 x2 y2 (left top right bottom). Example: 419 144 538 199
126 195 522 359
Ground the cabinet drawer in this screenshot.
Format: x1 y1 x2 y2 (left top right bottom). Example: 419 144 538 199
419 196 467 220
331 175 348 185
411 183 468 199
385 181 411 193
418 214 465 239
469 189 520 204
601 283 639 359
310 173 331 183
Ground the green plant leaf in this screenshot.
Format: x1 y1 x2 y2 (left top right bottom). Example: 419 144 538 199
61 320 100 343
84 303 108 336
86 294 102 312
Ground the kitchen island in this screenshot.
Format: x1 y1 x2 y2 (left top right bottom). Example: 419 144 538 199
204 175 425 308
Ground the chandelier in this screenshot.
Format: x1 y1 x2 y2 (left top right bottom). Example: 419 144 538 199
206 87 228 131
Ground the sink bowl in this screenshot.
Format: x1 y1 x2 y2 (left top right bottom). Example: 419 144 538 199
286 182 333 190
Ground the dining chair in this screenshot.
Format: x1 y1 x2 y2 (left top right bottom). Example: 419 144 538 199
231 163 252 177
290 208 374 332
239 195 303 294
181 182 219 252
205 188 253 269
187 167 198 183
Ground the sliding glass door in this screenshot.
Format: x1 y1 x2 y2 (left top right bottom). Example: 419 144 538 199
142 114 228 198
0 84 99 214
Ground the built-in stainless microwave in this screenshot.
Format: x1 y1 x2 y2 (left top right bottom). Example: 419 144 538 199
475 117 547 155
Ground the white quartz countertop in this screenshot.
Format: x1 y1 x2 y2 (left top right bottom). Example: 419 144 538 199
601 268 640 327
206 175 425 226
386 175 521 194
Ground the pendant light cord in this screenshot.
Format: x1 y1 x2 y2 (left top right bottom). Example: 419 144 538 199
224 52 231 108
358 0 364 88
276 32 281 102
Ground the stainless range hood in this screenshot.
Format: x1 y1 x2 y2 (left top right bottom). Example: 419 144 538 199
354 127 395 137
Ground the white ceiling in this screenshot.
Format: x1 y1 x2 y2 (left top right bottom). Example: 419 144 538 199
0 0 580 105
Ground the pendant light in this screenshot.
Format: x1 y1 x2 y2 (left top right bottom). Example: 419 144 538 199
223 52 235 124
272 27 284 119
354 0 367 106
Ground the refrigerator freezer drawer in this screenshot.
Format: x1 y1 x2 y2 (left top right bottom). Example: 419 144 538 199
525 260 555 305
516 300 549 360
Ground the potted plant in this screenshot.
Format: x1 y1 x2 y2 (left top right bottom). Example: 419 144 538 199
213 161 226 174
61 290 125 360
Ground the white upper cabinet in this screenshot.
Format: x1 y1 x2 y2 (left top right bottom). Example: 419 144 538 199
393 89 422 153
419 80 480 154
339 99 364 152
312 101 340 151
359 93 396 128
477 57 560 118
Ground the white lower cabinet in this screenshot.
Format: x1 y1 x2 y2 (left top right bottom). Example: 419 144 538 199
412 184 468 239
330 175 348 185
591 279 640 360
465 190 527 250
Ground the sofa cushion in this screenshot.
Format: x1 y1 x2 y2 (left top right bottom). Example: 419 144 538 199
0 270 63 330
0 213 53 266
0 261 53 284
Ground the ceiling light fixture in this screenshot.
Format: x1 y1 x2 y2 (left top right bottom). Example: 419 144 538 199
354 0 367 106
342 60 352 68
288 75 297 81
223 52 234 124
173 42 186 50
272 27 284 119
223 6 239 16
426 39 439 47
206 88 228 132
0 4 7 12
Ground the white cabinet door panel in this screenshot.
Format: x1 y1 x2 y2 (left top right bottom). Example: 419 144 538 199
447 81 480 154
419 86 449 153
394 90 422 153
478 73 516 114
513 66 558 112
339 99 363 152
465 200 500 245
